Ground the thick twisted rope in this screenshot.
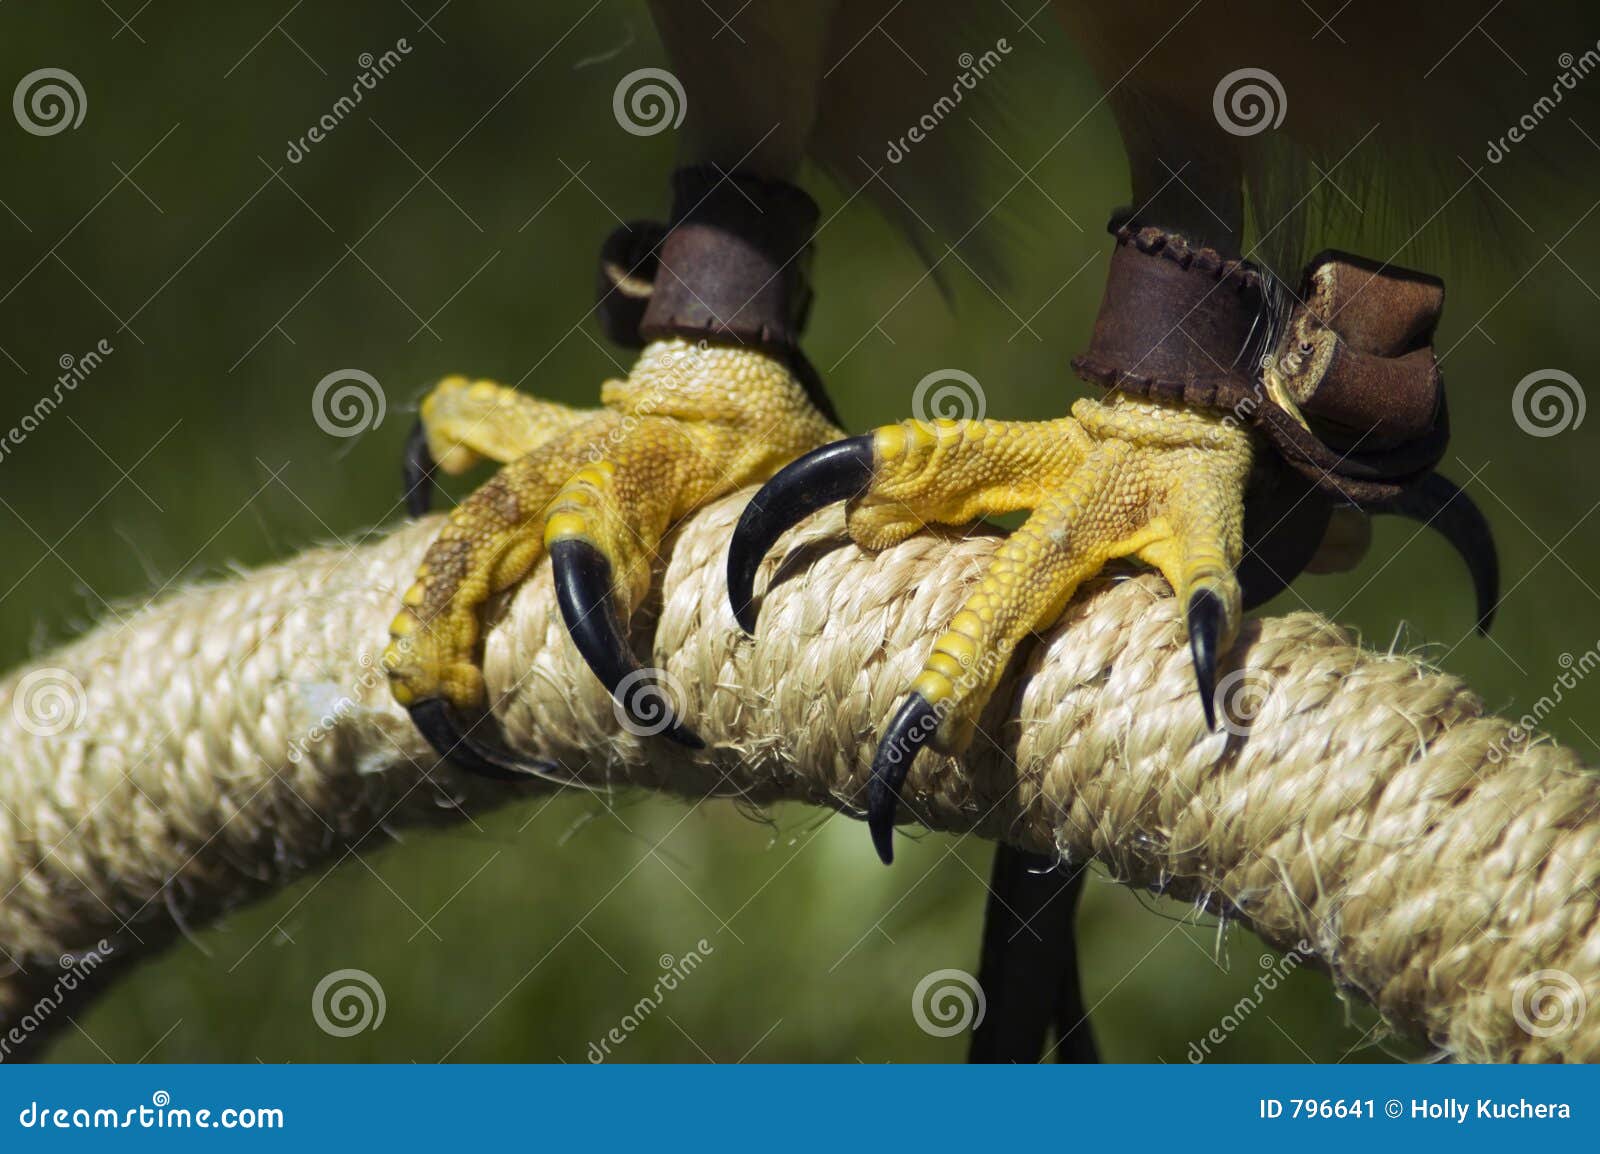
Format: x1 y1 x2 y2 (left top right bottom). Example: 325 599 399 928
1 491 1596 1062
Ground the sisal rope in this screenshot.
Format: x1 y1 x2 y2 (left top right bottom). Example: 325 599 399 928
1 491 1597 1062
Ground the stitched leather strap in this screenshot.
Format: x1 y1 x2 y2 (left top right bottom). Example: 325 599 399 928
1072 220 1450 504
592 166 836 423
591 165 818 351
1072 224 1265 414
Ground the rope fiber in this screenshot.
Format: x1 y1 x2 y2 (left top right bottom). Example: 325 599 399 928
1 491 1596 1062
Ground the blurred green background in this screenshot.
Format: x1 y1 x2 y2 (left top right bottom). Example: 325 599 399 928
1 1 1596 1063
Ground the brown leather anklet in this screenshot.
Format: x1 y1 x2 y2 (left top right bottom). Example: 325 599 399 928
594 166 817 348
593 166 835 422
1072 220 1450 505
639 166 816 349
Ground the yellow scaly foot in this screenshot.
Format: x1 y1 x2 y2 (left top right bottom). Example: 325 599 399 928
389 338 840 776
727 394 1251 861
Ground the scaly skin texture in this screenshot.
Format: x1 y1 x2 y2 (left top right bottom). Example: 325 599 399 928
847 395 1252 752
386 339 840 711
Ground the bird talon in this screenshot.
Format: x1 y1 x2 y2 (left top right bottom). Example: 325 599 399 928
550 537 704 748
1186 588 1224 731
727 435 876 632
1369 473 1499 635
389 344 835 770
867 693 940 865
406 696 556 782
736 401 1256 861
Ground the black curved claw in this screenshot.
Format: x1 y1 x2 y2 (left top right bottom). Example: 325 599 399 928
408 696 558 782
403 418 438 518
867 693 939 865
550 537 704 749
1187 589 1223 731
1371 472 1499 634
726 435 876 633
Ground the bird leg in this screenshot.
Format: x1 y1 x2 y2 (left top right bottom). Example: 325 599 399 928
390 168 840 776
729 221 1496 862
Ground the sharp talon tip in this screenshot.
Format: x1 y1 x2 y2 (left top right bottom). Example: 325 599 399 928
726 436 876 632
1187 590 1222 732
552 538 704 747
407 697 548 783
868 693 939 867
403 418 437 519
868 811 896 865
1372 473 1499 639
